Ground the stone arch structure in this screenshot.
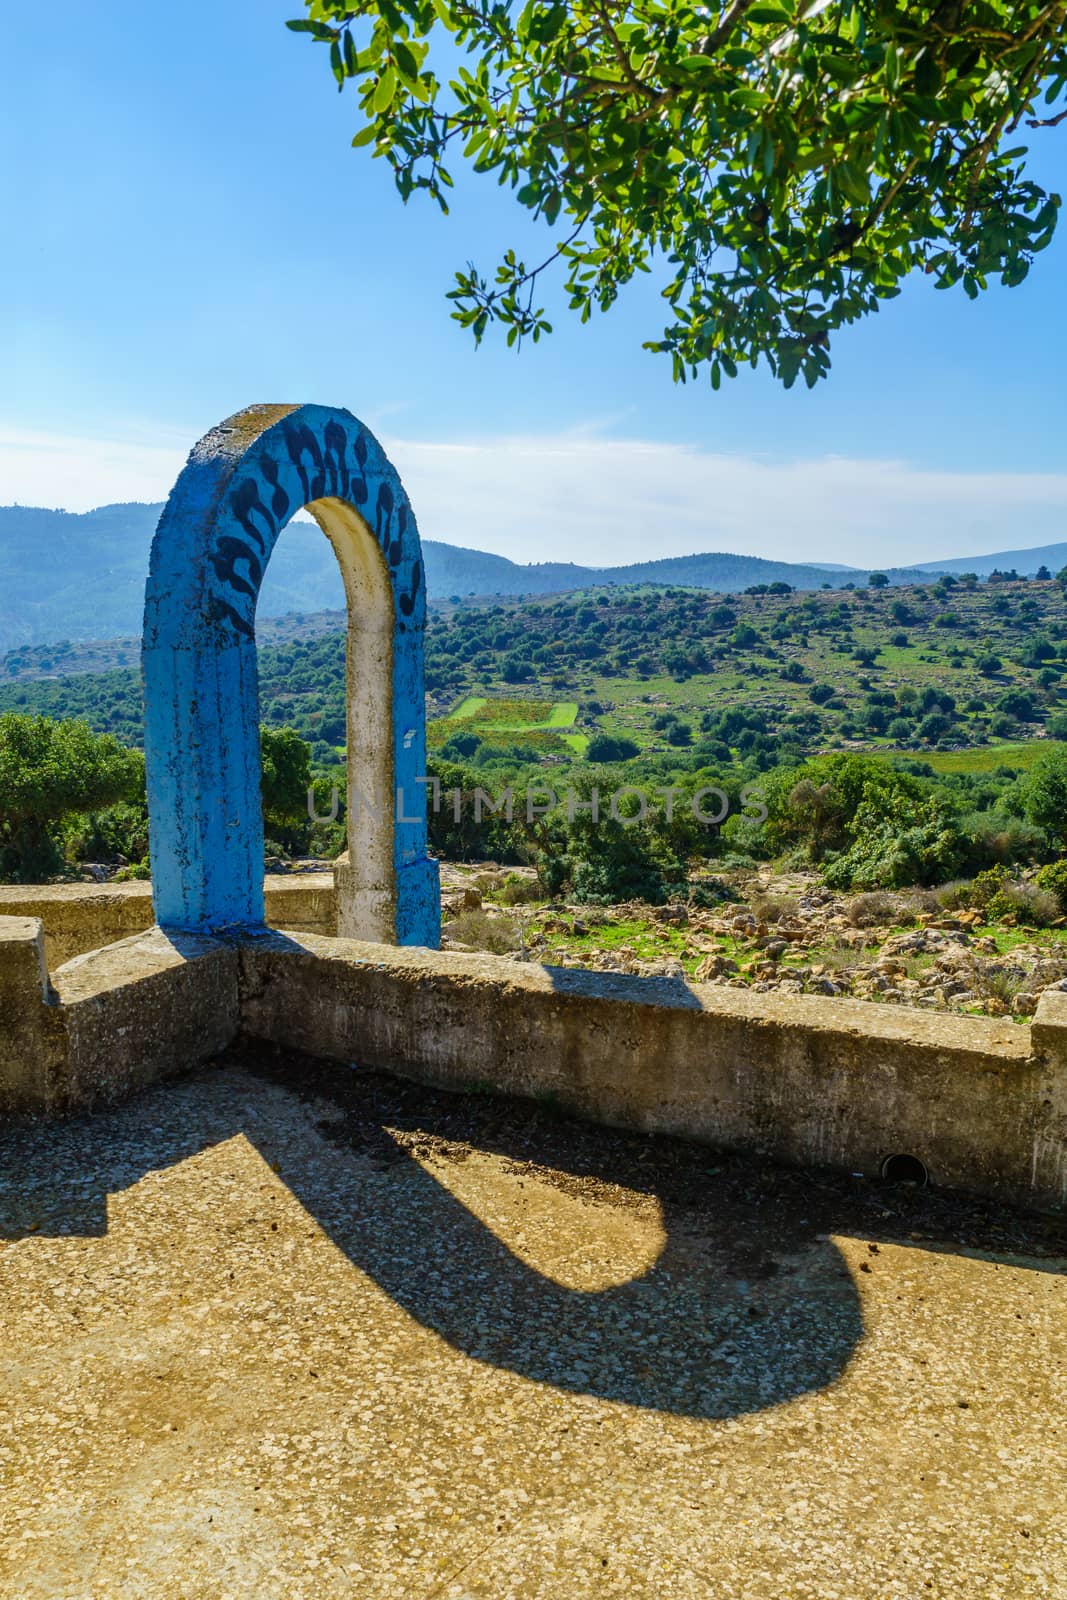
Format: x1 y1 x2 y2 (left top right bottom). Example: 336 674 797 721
142 403 440 947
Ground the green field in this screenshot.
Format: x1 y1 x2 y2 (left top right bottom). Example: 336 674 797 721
450 695 488 720
442 696 579 733
911 739 1053 774
428 695 581 754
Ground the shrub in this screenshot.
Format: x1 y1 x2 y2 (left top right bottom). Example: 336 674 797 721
1035 859 1067 914
822 797 965 890
751 892 798 923
899 887 941 918
969 864 1010 907
445 909 522 953
955 811 1045 872
934 879 974 911
0 713 144 883
498 875 544 905
586 733 640 762
987 882 1060 927
688 877 736 908
846 890 898 927
1024 745 1067 843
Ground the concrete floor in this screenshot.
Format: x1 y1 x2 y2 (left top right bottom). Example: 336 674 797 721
1 1054 1065 1600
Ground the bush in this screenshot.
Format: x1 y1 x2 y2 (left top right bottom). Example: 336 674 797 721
498 875 544 905
1035 859 1067 915
954 811 1045 872
934 879 974 911
586 733 640 763
444 909 522 953
687 877 736 908
1024 745 1067 843
987 882 1060 927
751 892 798 923
0 713 143 883
846 890 898 927
821 790 966 890
969 865 1010 907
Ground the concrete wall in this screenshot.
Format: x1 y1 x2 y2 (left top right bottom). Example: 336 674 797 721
239 933 1065 1214
0 874 338 969
3 916 1067 1212
0 918 236 1117
0 919 65 1114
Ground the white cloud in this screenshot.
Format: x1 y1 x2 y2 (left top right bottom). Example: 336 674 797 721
0 423 189 511
385 435 1067 567
2 421 1066 568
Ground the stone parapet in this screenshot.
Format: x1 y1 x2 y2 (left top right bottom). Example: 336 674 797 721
0 874 338 968
3 917 1067 1212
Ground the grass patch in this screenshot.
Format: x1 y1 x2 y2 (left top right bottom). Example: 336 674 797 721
449 695 488 720
431 695 581 753
915 740 1053 774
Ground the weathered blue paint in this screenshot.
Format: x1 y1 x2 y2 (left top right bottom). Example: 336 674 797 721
142 403 440 947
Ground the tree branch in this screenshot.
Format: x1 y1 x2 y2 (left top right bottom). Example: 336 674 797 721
699 0 760 57
1027 107 1067 129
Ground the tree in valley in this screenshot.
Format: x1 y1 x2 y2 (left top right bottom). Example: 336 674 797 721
0 713 143 882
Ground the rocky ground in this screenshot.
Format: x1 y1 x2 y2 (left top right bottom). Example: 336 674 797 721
440 866 1067 1022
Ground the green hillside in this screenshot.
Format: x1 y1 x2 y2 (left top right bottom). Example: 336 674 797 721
3 572 1066 771
6 498 1067 655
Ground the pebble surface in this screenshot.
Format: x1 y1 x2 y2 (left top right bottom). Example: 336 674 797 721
1 1060 1065 1598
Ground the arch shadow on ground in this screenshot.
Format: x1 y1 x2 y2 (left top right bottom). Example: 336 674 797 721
1 1049 1063 1426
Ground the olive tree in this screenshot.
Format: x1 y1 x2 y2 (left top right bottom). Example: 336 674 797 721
289 0 1065 386
0 713 143 882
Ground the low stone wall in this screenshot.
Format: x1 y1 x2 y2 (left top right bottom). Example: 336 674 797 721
0 875 337 968
240 932 1063 1213
3 915 1066 1212
0 920 237 1117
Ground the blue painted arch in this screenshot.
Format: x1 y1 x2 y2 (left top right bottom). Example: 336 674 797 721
142 402 440 947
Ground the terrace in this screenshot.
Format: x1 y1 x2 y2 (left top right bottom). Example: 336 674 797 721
3 1050 1065 1599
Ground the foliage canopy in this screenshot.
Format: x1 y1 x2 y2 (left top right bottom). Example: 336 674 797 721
290 0 1065 385
0 713 143 881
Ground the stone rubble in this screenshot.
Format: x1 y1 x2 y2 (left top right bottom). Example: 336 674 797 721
441 870 1067 1021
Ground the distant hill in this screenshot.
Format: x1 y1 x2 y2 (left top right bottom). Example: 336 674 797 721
421 543 865 599
909 542 1067 578
0 501 865 654
1 499 1061 654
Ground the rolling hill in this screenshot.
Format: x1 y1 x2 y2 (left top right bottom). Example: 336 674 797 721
2 500 1064 655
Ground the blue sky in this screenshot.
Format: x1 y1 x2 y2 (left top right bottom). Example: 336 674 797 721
1 1 1065 568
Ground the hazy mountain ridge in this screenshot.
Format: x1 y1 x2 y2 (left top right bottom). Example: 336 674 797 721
1 500 1064 655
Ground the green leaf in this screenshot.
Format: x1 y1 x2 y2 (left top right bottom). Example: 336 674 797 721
372 66 397 111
